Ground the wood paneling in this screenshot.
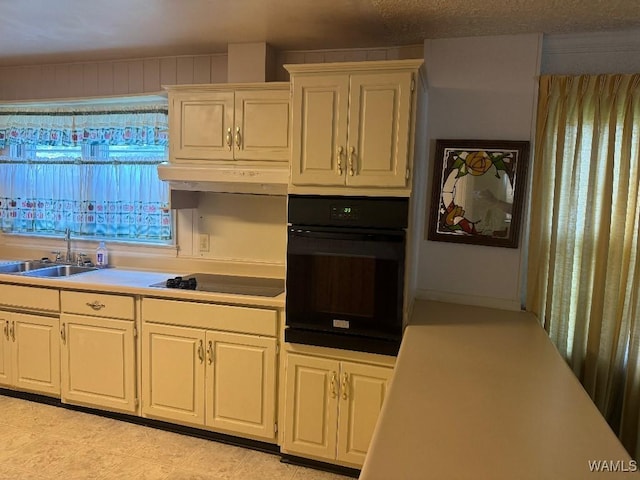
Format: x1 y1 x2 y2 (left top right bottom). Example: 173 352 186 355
0 45 423 101
0 54 229 101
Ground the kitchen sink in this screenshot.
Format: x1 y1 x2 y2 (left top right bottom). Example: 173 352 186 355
0 260 55 274
20 264 99 278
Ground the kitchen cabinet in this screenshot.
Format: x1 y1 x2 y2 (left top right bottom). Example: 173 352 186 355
168 83 290 163
60 291 137 414
286 60 423 193
0 311 60 397
0 284 60 397
282 352 393 468
141 298 279 442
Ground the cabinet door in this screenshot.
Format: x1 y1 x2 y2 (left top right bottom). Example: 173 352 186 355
234 89 290 162
283 354 339 461
142 323 205 426
336 362 393 466
170 91 234 161
205 331 277 440
12 313 60 396
346 72 413 188
60 314 136 414
0 314 11 387
290 75 349 186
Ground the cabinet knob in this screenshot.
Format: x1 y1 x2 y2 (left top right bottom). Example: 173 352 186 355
235 127 241 150
86 301 105 311
60 322 66 344
330 371 338 398
197 340 205 364
341 372 349 400
3 320 8 340
226 127 233 151
348 146 355 176
207 340 214 365
9 321 15 342
337 146 344 176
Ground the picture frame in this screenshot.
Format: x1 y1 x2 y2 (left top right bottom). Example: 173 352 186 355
427 139 530 248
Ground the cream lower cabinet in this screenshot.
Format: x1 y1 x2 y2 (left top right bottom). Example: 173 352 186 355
283 353 393 468
59 291 137 414
0 311 60 397
60 314 136 413
141 298 279 442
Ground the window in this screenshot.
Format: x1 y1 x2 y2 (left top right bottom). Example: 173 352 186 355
0 98 171 243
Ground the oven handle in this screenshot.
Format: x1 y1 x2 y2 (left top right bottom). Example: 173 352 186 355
288 227 404 243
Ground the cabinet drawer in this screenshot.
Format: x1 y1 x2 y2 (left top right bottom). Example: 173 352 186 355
142 298 277 336
0 284 59 312
61 291 134 320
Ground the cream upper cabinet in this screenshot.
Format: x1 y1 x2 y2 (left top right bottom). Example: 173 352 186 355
282 353 393 468
1 311 60 397
168 84 291 163
287 60 423 193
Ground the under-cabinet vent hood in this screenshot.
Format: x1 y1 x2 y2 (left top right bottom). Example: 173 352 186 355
157 163 289 196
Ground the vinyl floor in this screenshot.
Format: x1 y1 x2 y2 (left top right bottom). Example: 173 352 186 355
0 394 353 480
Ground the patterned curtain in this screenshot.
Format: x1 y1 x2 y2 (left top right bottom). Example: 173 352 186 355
0 99 171 242
0 106 168 147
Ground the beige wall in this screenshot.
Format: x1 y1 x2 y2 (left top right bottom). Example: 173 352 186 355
177 192 287 265
418 34 542 310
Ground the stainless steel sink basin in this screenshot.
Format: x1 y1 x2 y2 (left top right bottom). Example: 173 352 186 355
21 264 99 278
0 260 55 274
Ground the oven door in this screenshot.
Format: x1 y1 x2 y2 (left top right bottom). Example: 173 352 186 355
286 226 405 344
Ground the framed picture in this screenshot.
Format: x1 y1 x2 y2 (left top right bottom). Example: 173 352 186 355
427 139 530 248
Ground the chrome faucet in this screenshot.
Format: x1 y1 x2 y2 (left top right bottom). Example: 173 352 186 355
64 228 72 263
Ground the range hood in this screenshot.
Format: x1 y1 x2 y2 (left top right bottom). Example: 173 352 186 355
157 162 289 196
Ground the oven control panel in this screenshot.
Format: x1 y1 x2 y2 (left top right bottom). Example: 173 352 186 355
330 205 360 221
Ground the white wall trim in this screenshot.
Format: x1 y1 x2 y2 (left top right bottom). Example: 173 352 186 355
415 288 523 312
543 29 640 55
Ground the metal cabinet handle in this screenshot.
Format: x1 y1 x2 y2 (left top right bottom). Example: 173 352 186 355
197 340 205 364
226 127 232 151
348 146 355 176
207 340 213 365
86 301 105 311
3 320 8 340
330 371 338 398
235 127 241 149
60 322 66 344
9 321 15 342
341 372 349 400
337 146 344 175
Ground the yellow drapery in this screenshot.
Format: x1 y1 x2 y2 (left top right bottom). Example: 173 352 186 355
527 74 640 458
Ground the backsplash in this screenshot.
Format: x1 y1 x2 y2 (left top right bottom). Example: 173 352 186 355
179 192 287 265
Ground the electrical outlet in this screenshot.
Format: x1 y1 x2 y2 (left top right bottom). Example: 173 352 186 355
199 233 210 252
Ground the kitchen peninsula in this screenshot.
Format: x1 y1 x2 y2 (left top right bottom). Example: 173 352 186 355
360 300 637 479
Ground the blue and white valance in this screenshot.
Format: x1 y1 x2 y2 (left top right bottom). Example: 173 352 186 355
0 100 168 147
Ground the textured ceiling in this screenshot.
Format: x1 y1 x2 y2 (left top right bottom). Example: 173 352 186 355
0 0 639 66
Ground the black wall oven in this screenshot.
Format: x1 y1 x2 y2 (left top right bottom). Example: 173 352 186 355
285 195 408 356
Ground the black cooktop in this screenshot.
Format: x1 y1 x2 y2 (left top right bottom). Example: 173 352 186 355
150 273 285 298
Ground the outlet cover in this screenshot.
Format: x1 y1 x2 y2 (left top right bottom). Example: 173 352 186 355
199 233 210 252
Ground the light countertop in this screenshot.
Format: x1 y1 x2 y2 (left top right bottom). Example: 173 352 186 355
0 265 285 308
360 300 637 479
